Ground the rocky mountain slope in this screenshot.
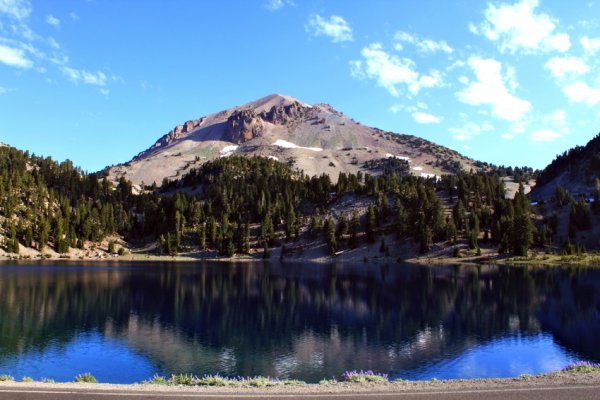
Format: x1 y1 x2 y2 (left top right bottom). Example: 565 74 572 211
104 94 482 187
532 132 600 200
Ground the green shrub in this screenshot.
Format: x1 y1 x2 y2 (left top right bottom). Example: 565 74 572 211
319 378 338 385
74 373 97 383
0 375 14 382
169 374 196 385
341 370 388 383
21 376 34 382
144 375 168 385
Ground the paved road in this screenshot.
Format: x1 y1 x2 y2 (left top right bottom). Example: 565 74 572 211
1 385 599 400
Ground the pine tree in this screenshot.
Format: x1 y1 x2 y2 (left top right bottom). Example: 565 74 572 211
366 204 376 243
261 212 274 245
198 223 206 251
418 214 433 254
395 201 408 239
511 184 534 256
446 218 457 243
242 222 250 253
285 207 296 241
350 211 359 249
310 212 322 238
324 217 337 254
337 212 348 240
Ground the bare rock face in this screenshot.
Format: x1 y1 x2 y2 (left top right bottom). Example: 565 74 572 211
261 101 311 125
132 117 204 161
225 109 264 143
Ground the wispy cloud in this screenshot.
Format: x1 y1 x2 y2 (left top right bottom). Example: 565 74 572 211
306 14 353 43
69 11 79 20
470 0 570 53
562 81 600 106
265 0 293 11
544 56 589 79
456 56 531 121
530 129 561 142
0 0 117 93
350 43 442 97
413 111 442 124
61 66 107 86
46 14 60 28
0 0 31 20
580 36 600 55
450 121 494 141
0 44 32 68
394 31 453 54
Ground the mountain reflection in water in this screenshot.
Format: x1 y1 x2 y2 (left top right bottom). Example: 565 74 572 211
0 262 598 383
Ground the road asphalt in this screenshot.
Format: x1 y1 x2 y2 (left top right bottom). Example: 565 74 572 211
0 384 599 400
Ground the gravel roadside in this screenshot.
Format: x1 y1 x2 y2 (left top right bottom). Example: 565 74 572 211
0 372 599 395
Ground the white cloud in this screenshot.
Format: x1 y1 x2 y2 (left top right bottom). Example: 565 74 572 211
531 129 561 142
413 112 442 124
306 14 353 43
48 37 60 49
0 85 7 94
69 11 79 20
394 31 453 54
351 43 443 97
61 66 107 86
549 109 566 125
562 81 600 106
456 56 531 121
46 14 60 28
265 0 293 11
0 0 31 20
0 44 32 68
472 0 570 53
580 36 600 55
450 121 494 141
99 88 109 96
544 56 589 79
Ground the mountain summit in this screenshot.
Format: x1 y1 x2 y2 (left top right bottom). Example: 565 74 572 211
105 94 480 187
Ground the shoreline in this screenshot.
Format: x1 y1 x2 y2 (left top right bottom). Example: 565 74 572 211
1 247 600 267
0 371 599 394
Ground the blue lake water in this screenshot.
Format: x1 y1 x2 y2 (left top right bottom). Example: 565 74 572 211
0 262 598 383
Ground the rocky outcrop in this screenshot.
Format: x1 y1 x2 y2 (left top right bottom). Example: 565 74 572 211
225 110 264 143
132 117 204 161
261 101 311 125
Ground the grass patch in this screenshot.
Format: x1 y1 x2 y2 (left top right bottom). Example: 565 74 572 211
74 373 98 383
319 378 338 385
341 370 389 383
143 374 306 387
499 253 600 266
21 376 34 382
563 362 600 373
0 375 14 382
143 374 168 385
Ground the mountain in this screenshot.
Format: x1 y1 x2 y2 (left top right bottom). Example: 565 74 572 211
532 132 600 200
104 94 481 187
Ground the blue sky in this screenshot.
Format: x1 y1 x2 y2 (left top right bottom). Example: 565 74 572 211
1 0 599 172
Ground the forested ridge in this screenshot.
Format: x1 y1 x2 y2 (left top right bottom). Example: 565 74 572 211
537 132 600 186
0 143 579 259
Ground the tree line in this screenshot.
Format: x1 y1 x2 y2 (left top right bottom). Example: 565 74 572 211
1 146 541 257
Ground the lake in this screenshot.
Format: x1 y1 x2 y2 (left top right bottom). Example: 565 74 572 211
0 262 598 383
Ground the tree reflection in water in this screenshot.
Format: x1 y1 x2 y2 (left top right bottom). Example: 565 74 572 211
0 262 598 382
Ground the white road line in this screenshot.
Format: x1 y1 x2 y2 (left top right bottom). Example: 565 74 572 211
0 385 599 398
